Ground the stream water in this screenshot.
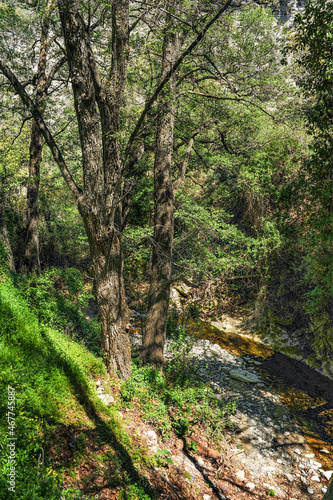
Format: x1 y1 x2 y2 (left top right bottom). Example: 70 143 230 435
187 319 333 470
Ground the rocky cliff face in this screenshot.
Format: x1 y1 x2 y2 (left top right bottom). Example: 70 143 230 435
272 0 306 26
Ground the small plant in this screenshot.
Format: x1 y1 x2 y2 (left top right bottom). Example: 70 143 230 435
173 416 194 438
186 440 198 453
153 449 173 467
267 489 276 497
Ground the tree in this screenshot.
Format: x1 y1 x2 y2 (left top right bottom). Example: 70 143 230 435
0 0 234 378
141 5 179 368
142 3 299 365
286 0 333 356
23 1 66 275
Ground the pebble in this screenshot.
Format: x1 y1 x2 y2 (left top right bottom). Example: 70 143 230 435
246 482 255 491
305 454 315 459
311 475 320 482
197 457 205 467
307 487 315 494
203 495 211 500
321 470 333 481
235 470 245 482
320 449 330 454
285 473 294 482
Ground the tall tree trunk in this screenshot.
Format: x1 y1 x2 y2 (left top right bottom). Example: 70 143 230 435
81 209 131 378
0 0 233 378
141 18 180 368
24 117 42 274
59 0 132 379
0 190 15 272
23 1 56 275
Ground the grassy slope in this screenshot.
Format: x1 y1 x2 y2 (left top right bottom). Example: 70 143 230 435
0 277 155 500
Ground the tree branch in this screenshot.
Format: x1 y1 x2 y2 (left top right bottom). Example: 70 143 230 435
0 59 82 200
124 0 233 164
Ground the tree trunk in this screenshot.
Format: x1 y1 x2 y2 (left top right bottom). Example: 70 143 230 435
141 18 180 368
23 1 55 275
0 191 15 272
59 0 132 379
23 117 42 274
82 211 131 378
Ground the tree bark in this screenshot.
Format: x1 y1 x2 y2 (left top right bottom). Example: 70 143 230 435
141 14 180 368
58 0 131 378
23 2 64 275
0 0 233 377
0 190 15 272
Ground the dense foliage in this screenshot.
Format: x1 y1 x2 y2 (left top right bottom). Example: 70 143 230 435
0 0 332 495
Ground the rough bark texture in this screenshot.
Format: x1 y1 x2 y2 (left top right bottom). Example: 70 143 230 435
0 0 233 378
58 0 131 379
23 2 64 275
141 18 180 368
24 117 42 274
0 191 15 272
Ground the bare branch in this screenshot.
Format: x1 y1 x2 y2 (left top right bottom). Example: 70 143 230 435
0 58 82 200
124 0 234 164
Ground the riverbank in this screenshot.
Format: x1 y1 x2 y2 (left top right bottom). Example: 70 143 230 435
126 325 333 499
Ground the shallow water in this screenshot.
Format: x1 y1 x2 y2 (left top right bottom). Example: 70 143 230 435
187 319 333 469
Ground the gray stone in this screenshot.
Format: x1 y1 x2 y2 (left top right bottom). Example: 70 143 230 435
197 457 204 467
311 475 320 482
229 369 260 383
245 482 255 491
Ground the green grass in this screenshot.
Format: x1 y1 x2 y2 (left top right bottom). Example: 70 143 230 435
0 276 155 500
121 354 236 445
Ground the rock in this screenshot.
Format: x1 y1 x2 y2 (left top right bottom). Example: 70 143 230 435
320 449 330 454
229 368 260 383
294 448 302 455
307 487 315 494
100 394 114 405
210 344 221 355
285 473 294 482
276 459 283 464
245 482 255 491
147 430 157 440
301 477 307 485
305 453 315 458
203 495 211 500
197 457 204 467
321 470 333 481
146 430 158 452
235 470 245 482
311 475 320 482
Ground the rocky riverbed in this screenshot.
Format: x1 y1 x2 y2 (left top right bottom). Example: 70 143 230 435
126 329 333 499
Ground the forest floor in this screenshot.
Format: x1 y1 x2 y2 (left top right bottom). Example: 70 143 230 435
59 325 332 500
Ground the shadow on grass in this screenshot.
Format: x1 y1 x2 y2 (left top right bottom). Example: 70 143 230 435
39 329 157 499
